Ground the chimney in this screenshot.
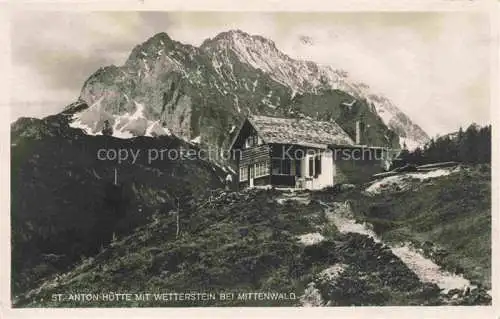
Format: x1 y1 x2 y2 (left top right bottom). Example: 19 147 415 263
355 120 361 145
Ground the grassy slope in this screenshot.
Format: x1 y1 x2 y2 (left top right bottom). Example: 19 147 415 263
320 165 491 288
16 189 445 307
15 190 320 307
13 156 491 307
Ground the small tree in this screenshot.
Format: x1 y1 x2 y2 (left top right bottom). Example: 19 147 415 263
168 186 194 239
174 196 180 239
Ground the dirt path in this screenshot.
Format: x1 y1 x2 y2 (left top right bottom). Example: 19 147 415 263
297 195 481 306
317 200 474 294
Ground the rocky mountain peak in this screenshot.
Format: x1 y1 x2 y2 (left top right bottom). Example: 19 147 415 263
202 29 278 50
124 32 198 68
75 29 429 149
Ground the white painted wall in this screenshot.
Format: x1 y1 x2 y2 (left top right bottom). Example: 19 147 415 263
301 149 334 190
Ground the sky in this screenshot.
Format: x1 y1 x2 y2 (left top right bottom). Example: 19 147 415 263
9 11 493 137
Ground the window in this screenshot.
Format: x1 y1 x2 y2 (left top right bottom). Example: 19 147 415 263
308 154 322 177
240 165 248 181
272 159 291 175
272 159 280 175
308 157 314 177
294 160 302 176
314 154 322 176
244 134 260 149
254 161 270 178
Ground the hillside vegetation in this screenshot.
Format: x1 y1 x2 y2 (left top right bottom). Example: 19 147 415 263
313 165 491 289
15 189 440 307
395 124 491 166
11 107 225 295
15 164 492 307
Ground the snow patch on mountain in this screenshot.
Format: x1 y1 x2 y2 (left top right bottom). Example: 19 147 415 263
146 121 172 137
69 99 171 139
400 137 422 151
69 97 109 135
191 136 201 144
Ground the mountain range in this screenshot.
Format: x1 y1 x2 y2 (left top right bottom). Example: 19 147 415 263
70 30 430 150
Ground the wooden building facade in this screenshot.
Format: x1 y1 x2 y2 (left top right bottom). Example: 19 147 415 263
229 115 393 190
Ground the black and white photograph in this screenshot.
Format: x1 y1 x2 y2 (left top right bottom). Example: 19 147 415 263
2 1 498 314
